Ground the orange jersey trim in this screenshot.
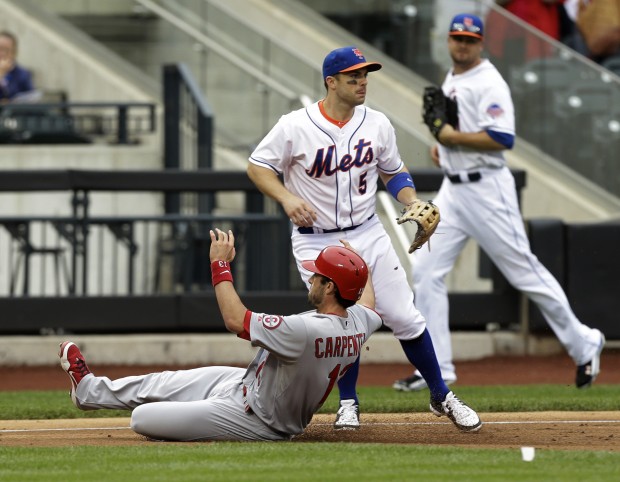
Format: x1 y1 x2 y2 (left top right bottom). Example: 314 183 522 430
319 100 349 128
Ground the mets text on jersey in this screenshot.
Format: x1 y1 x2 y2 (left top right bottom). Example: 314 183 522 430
306 139 374 178
314 333 366 358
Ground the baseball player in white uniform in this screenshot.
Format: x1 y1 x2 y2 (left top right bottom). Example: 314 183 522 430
393 14 605 392
247 46 481 432
59 229 382 441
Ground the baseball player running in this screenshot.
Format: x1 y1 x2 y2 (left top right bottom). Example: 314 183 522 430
248 46 481 432
393 14 605 393
59 229 382 441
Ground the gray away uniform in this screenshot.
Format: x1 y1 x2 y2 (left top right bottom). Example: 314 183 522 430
73 305 382 441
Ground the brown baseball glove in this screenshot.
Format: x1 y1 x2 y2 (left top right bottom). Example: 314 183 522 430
396 199 440 253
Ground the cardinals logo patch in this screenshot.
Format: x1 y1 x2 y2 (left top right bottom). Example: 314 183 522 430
262 315 283 330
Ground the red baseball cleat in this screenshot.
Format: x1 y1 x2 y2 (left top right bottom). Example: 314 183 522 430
59 341 92 405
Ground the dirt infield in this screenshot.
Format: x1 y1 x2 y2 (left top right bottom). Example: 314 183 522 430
2 413 620 450
1 351 619 449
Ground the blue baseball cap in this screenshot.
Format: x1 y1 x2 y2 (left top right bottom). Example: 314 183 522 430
449 14 484 39
322 46 382 79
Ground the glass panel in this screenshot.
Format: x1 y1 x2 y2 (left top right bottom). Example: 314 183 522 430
484 6 620 195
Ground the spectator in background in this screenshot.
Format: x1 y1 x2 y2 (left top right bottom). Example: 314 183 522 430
575 0 620 68
0 31 38 103
559 0 591 55
496 0 564 40
486 0 564 73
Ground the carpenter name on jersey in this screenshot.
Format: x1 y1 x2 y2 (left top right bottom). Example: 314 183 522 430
315 333 366 358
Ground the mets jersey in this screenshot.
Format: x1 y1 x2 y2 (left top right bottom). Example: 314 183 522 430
249 101 404 230
439 59 515 171
241 305 382 435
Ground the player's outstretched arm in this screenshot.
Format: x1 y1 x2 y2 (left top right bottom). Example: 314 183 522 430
209 228 248 335
356 269 375 310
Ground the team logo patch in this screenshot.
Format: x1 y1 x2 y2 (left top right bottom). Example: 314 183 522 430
486 103 504 118
262 315 283 330
352 48 364 59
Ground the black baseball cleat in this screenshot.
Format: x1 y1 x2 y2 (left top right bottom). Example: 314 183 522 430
393 374 456 392
59 341 92 406
576 330 605 389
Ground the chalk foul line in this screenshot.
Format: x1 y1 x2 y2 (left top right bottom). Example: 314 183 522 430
2 419 620 433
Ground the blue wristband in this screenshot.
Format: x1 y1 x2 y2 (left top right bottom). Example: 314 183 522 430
386 172 415 200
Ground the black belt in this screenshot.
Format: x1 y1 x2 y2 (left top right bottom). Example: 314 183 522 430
447 171 482 184
298 214 374 234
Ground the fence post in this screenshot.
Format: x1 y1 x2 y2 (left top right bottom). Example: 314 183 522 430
117 105 129 144
163 65 181 214
197 109 215 213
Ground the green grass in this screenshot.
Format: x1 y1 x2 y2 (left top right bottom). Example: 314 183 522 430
1 385 619 481
1 385 619 420
0 444 618 482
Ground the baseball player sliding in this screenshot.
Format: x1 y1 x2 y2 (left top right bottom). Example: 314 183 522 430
59 229 381 441
394 13 605 392
248 46 481 432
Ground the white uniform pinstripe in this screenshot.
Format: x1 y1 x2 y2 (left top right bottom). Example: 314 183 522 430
412 59 603 381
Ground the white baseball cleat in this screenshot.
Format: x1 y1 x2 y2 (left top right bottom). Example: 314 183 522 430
430 391 482 432
333 399 360 430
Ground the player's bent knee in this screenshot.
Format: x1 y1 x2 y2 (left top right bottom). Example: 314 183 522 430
131 404 188 441
130 405 168 440
130 405 148 436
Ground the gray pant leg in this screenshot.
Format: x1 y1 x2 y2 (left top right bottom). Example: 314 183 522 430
75 366 245 410
130 380 290 441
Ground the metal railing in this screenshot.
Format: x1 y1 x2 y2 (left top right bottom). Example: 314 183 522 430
163 63 215 214
0 168 525 297
0 168 530 334
133 0 305 152
0 170 293 297
0 102 156 145
0 213 289 297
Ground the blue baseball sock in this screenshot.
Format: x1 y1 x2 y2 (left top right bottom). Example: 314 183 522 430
337 356 360 404
399 329 450 402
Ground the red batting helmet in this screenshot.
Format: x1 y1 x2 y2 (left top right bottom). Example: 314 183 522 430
301 246 369 301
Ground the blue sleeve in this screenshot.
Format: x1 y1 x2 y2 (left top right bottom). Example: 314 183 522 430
19 69 34 92
3 66 35 99
486 129 514 149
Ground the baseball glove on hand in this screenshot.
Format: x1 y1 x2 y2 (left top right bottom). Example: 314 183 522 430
396 199 440 253
422 86 458 141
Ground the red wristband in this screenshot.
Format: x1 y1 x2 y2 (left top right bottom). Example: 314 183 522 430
211 260 233 286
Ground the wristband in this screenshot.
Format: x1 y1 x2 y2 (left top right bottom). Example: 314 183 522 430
211 260 233 286
386 172 415 200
